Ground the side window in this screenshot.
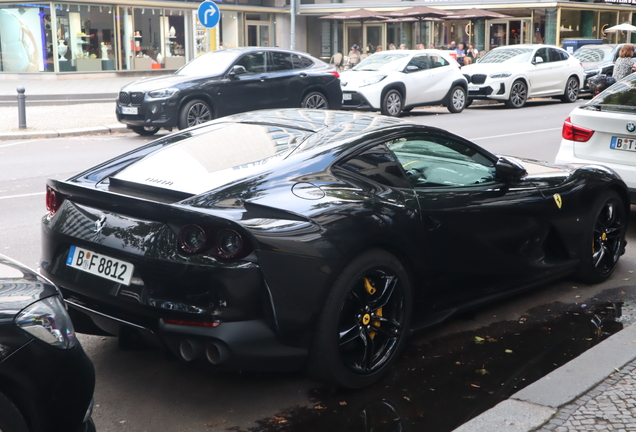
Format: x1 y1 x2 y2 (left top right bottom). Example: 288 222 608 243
429 55 449 68
337 144 411 188
386 136 496 188
292 54 314 69
534 48 550 64
235 52 267 74
270 52 294 72
549 48 567 62
406 55 430 71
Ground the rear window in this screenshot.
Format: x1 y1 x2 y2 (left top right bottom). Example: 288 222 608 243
587 74 636 112
113 123 308 194
573 47 614 63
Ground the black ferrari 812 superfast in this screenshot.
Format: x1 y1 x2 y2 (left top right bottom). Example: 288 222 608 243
41 109 628 388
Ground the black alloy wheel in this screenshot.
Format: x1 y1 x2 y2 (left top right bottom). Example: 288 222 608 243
560 76 580 103
575 190 626 283
301 92 329 109
505 80 527 108
381 89 403 117
307 249 412 388
447 86 467 113
178 99 213 130
130 126 160 136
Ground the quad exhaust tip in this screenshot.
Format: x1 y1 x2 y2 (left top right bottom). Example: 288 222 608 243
179 339 229 365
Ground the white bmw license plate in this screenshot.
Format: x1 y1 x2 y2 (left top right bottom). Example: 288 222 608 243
66 246 134 285
343 93 352 101
122 106 138 115
610 136 636 151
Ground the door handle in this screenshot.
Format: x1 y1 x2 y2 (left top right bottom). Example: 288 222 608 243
260 76 268 81
299 72 308 77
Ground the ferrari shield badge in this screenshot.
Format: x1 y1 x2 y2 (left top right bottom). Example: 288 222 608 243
553 193 563 209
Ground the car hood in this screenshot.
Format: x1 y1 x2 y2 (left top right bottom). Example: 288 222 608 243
0 255 58 319
462 62 526 75
340 70 394 87
122 73 219 92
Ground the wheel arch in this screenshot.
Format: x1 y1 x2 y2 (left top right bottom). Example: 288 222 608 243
177 93 216 118
299 86 328 106
380 82 407 105
441 78 468 105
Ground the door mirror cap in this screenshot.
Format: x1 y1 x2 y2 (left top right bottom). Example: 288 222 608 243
533 56 544 64
495 157 527 181
405 65 420 73
228 65 247 77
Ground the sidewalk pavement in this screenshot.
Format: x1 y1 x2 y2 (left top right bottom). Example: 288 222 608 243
3 75 636 432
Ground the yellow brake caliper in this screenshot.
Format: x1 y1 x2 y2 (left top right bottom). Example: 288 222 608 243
363 277 382 339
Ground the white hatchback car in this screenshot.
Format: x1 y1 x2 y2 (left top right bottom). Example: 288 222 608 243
340 50 468 116
556 75 636 200
462 44 585 108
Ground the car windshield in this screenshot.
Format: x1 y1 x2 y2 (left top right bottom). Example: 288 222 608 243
573 47 614 63
353 53 410 71
586 74 636 112
478 48 533 64
176 51 239 76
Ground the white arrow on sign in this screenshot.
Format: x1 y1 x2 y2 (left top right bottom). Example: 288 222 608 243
204 6 217 26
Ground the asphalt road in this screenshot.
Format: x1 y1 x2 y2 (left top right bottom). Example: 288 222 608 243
2 99 636 432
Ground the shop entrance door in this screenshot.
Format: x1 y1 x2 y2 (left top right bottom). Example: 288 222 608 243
247 23 270 47
488 19 532 49
365 24 384 54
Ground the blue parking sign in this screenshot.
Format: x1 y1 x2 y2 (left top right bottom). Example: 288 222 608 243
198 1 220 29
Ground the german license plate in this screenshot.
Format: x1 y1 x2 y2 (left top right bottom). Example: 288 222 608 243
468 84 479 91
66 246 134 285
343 93 352 101
610 136 636 151
122 106 138 115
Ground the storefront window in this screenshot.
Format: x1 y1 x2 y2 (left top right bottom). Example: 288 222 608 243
245 13 270 47
53 3 115 72
617 11 632 43
221 11 239 48
601 11 618 43
130 7 162 70
0 3 54 72
163 9 186 69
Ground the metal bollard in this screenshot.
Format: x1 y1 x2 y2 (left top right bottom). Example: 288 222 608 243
17 86 26 129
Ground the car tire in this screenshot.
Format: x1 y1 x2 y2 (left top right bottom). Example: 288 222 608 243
178 99 213 130
465 98 473 108
130 126 160 136
504 80 527 108
574 190 626 284
0 392 29 432
381 89 403 117
560 76 580 103
301 92 329 109
447 86 467 113
306 249 412 388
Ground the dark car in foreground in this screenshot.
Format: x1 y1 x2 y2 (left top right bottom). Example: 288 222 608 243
0 255 95 432
42 109 628 388
116 47 342 136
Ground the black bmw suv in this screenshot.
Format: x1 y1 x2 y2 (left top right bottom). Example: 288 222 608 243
116 47 342 135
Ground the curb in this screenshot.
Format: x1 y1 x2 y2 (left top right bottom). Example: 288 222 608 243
0 124 129 140
452 323 636 432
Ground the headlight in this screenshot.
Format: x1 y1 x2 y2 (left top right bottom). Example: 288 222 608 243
148 88 179 98
361 75 387 87
489 72 512 79
15 296 77 349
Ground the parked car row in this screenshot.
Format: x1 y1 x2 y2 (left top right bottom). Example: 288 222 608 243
117 44 588 136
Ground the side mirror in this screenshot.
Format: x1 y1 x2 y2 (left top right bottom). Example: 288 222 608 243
228 65 247 78
405 65 420 73
495 156 527 181
533 56 544 64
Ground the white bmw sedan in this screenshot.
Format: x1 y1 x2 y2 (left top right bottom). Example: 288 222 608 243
556 75 636 200
340 50 468 116
462 44 585 108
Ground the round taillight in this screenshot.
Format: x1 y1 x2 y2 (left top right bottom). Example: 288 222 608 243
216 229 243 259
178 225 207 254
46 186 62 216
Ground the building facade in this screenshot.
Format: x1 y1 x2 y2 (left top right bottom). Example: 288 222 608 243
1 0 635 74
